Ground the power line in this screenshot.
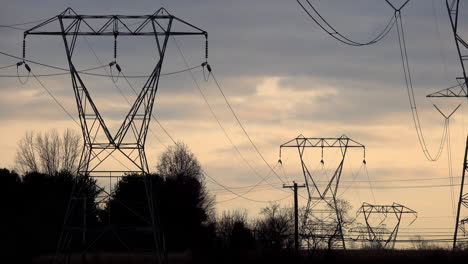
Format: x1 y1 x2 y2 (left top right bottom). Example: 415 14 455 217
395 11 453 162
26 67 133 171
29 70 79 126
212 181 468 195
296 0 396 46
171 36 288 189
0 50 202 78
82 36 169 150
0 18 48 27
209 69 287 184
74 35 291 205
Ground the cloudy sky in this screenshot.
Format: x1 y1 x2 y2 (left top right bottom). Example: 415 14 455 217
1 0 467 246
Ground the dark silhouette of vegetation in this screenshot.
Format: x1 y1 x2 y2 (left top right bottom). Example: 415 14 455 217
216 210 255 250
255 203 294 252
15 129 81 175
102 142 215 252
3 138 468 263
0 168 99 261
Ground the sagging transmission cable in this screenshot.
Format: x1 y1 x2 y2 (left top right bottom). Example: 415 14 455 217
395 10 460 161
296 0 399 46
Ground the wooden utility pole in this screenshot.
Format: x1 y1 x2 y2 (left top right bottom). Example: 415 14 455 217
283 181 306 254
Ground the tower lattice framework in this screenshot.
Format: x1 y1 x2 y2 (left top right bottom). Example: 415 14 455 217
278 135 366 249
427 0 468 249
24 7 207 262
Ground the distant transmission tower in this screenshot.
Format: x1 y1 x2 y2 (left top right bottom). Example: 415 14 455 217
278 135 365 249
351 202 417 249
426 0 468 250
23 7 207 262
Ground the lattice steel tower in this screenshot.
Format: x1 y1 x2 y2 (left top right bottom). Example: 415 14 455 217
426 0 468 249
278 135 365 249
23 7 207 262
351 202 417 249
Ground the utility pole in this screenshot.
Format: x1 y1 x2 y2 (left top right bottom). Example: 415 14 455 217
283 181 306 254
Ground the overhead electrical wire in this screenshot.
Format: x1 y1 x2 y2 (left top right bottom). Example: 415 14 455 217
209 66 289 185
296 0 456 164
29 70 80 126
82 36 169 150
0 50 201 78
24 67 134 171
91 35 287 203
0 25 291 205
296 0 397 46
171 36 289 190
212 181 467 195
394 10 453 162
446 118 456 217
0 18 48 28
0 63 17 70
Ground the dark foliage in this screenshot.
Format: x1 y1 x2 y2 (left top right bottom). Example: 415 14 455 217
104 173 215 252
0 169 99 260
0 169 22 258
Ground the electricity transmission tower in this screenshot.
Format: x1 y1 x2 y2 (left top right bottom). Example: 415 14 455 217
278 135 366 250
352 202 417 249
23 7 207 261
426 0 468 249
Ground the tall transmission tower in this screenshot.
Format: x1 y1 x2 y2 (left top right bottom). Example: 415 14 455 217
351 202 417 249
278 135 366 250
23 7 207 261
426 0 468 250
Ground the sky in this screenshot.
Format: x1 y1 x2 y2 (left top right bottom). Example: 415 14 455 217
1 0 468 247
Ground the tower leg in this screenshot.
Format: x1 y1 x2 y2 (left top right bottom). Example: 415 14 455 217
453 135 468 249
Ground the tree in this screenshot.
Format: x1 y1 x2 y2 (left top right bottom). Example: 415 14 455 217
21 171 100 255
106 142 215 251
255 203 294 251
15 129 81 175
216 210 255 250
0 169 23 258
0 168 100 258
157 142 202 180
157 142 214 218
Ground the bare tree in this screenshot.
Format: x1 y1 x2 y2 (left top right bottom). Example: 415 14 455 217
216 210 252 248
255 203 294 250
15 131 38 174
157 142 202 180
15 129 82 175
61 129 81 173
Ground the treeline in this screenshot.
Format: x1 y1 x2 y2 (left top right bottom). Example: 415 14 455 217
1 131 300 262
0 168 299 261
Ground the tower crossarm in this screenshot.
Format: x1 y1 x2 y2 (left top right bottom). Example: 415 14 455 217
427 0 468 98
24 7 207 37
279 134 365 160
357 203 417 215
427 78 467 98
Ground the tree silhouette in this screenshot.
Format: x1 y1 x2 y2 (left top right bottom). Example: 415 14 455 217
255 203 294 251
21 171 100 254
0 168 100 259
216 210 255 250
15 129 81 175
105 142 215 252
0 169 23 258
